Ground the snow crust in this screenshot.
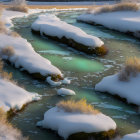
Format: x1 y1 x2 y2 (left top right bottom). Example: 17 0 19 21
95 74 140 106
0 78 41 112
121 130 140 140
31 14 104 48
0 34 62 77
37 107 116 139
77 11 140 38
57 88 75 96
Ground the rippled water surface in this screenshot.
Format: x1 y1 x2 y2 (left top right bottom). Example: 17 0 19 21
7 10 140 140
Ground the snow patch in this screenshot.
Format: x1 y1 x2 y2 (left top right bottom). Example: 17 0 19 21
0 34 62 79
31 14 104 48
0 78 41 112
121 130 140 140
57 88 75 96
95 74 140 106
77 11 140 38
37 107 116 139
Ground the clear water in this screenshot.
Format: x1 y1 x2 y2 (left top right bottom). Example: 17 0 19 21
7 10 140 140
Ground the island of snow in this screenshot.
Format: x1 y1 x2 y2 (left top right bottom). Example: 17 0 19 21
57 88 76 96
121 130 140 140
95 73 140 106
0 33 63 83
77 4 140 39
0 78 41 112
37 100 116 140
31 14 107 56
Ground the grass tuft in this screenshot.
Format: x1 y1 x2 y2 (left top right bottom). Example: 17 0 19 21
118 57 140 81
7 0 28 13
0 108 28 140
57 99 99 114
94 3 139 14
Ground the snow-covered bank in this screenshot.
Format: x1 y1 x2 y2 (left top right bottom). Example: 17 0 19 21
95 74 140 106
0 78 41 112
31 14 107 55
2 9 46 29
121 130 140 140
37 107 116 139
0 33 62 80
77 11 140 39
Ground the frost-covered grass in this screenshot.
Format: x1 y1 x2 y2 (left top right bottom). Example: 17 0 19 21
118 57 140 81
0 108 28 140
57 99 99 114
94 3 139 14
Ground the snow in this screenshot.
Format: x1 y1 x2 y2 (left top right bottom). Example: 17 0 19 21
77 11 140 38
46 77 71 86
2 9 46 29
46 76 62 86
57 88 75 96
0 33 62 78
95 74 140 106
31 14 104 48
121 130 140 140
0 78 41 112
37 107 116 139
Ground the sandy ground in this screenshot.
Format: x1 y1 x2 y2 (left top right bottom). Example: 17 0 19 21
0 3 97 9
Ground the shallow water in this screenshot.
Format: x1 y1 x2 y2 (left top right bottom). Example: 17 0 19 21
8 10 140 140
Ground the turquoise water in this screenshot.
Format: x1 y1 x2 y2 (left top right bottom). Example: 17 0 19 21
7 10 140 140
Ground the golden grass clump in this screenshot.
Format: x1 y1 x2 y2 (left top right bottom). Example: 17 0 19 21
7 5 28 13
0 59 13 81
118 57 140 81
0 8 8 34
94 3 139 14
9 31 20 37
1 46 15 58
57 99 99 114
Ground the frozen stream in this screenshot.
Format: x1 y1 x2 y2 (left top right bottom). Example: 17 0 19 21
5 10 140 140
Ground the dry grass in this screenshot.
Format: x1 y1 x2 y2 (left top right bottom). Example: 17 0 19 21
57 99 99 114
0 8 7 34
7 5 28 13
7 0 28 13
1 46 15 58
9 31 20 37
94 3 139 14
0 108 28 140
118 57 140 81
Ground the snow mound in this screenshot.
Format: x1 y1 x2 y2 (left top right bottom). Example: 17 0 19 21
0 78 41 112
37 107 116 139
0 33 62 80
57 88 75 96
31 14 104 48
46 77 71 86
77 11 140 38
95 74 140 106
46 76 62 86
121 130 140 140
